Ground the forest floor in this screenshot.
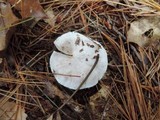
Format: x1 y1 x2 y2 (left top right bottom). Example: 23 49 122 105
0 0 160 120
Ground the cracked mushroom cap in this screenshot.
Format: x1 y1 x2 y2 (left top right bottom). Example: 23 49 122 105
50 32 108 90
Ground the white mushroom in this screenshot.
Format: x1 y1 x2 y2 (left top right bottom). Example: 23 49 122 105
50 32 108 90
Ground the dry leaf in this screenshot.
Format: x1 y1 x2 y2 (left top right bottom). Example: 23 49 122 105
45 81 66 100
44 81 84 113
0 2 18 63
8 0 46 21
0 100 27 120
0 2 18 51
47 112 61 120
44 8 56 27
127 16 160 48
105 0 120 7
56 112 61 120
130 0 160 16
47 114 53 120
89 84 110 113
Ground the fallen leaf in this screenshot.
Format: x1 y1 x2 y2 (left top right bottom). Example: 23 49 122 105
47 114 53 120
44 8 56 27
8 0 47 21
127 16 160 48
0 2 18 61
130 0 160 16
56 112 61 120
105 0 120 7
45 81 66 100
0 2 18 51
0 99 27 120
89 84 110 115
44 81 84 113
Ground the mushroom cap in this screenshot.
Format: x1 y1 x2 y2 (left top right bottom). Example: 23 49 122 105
50 32 108 90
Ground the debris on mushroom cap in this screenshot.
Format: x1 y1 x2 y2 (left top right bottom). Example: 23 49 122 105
127 16 160 47
50 32 108 90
